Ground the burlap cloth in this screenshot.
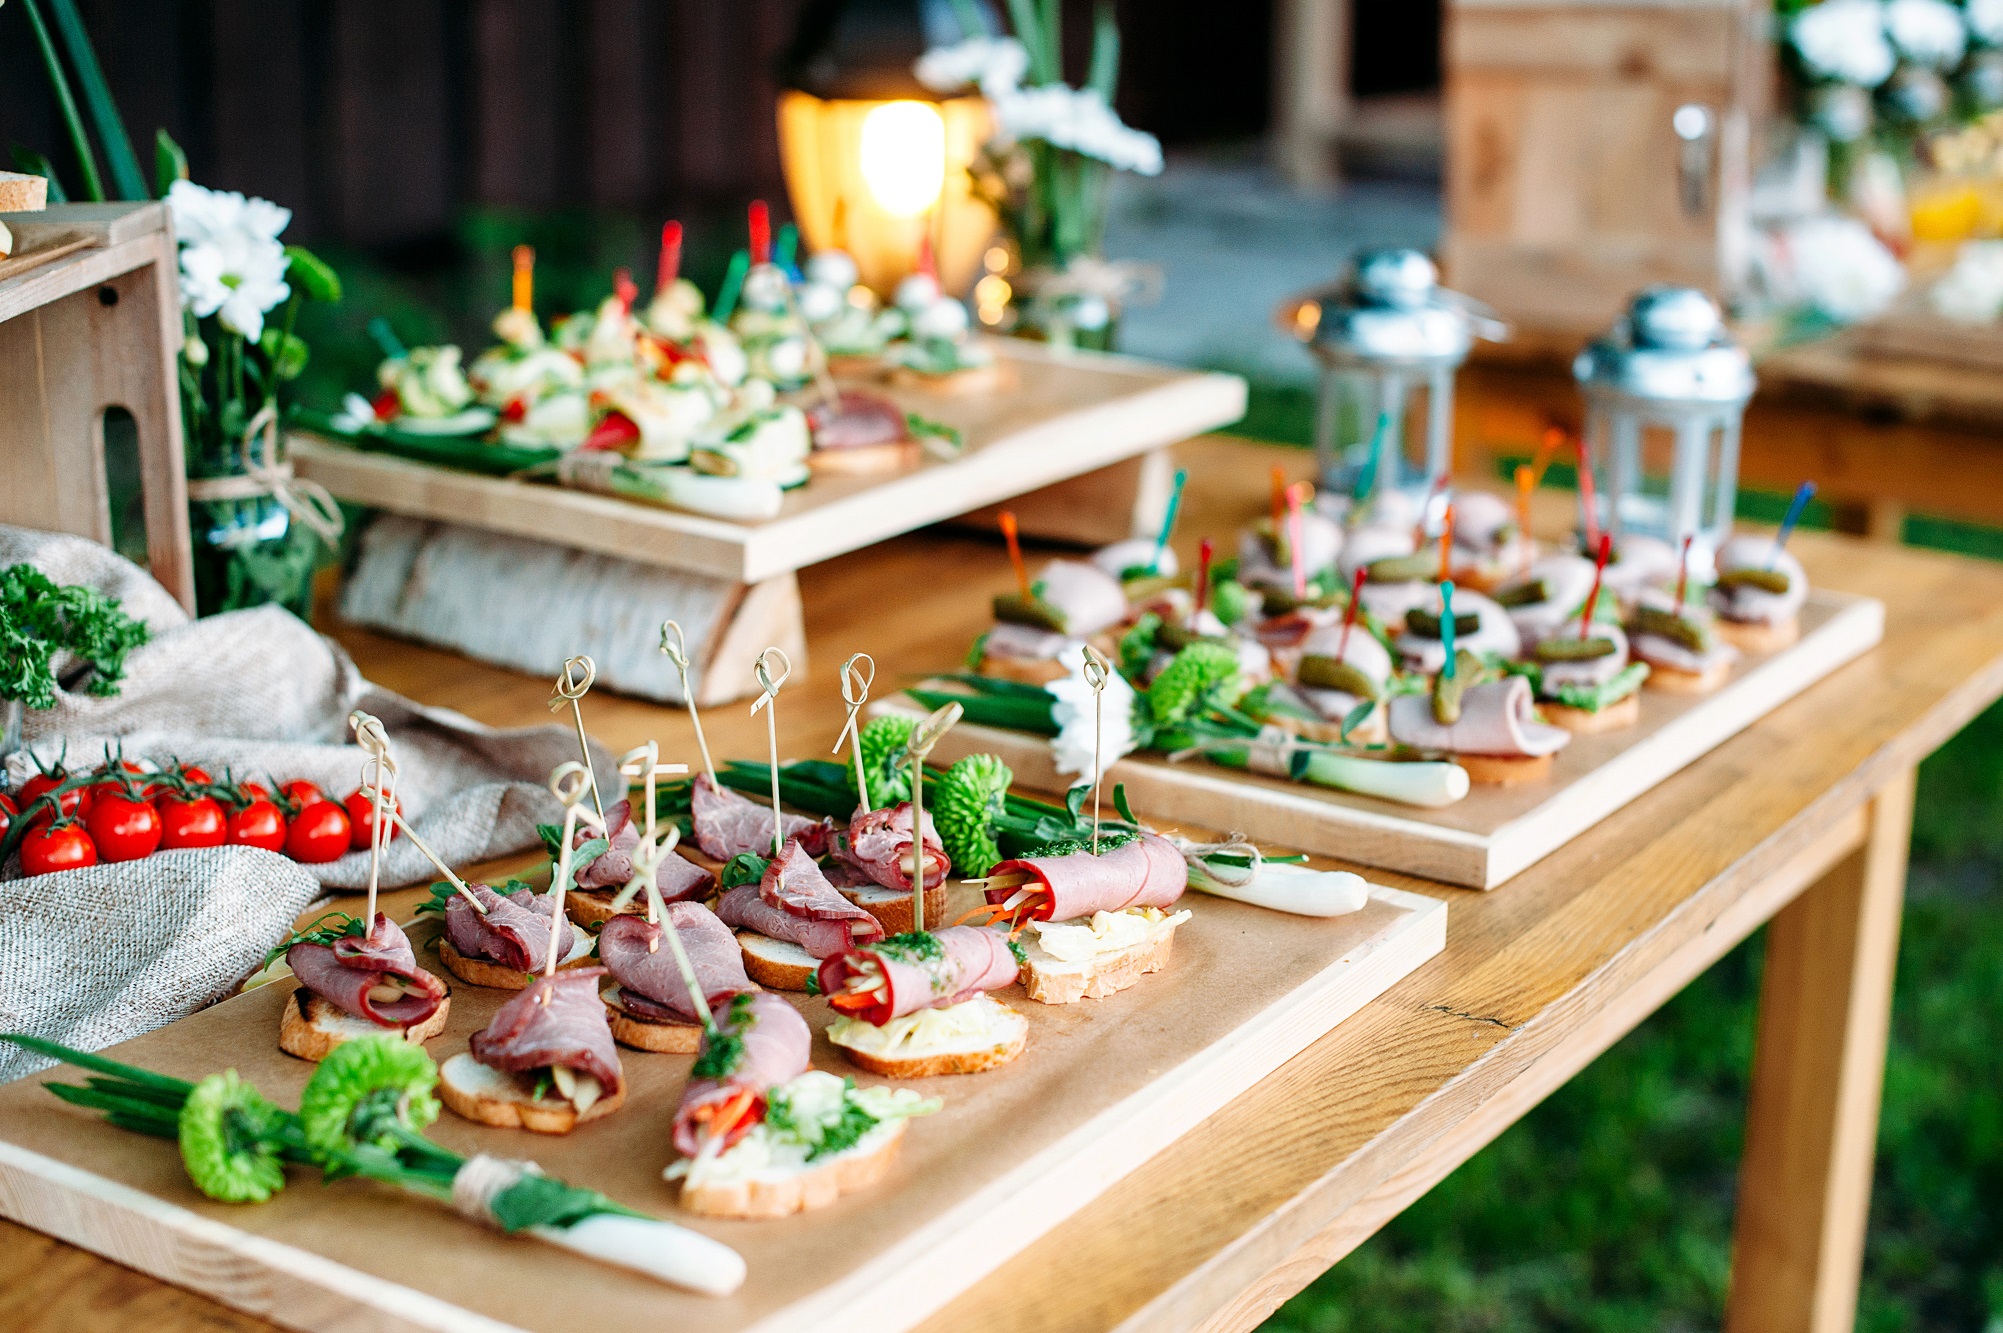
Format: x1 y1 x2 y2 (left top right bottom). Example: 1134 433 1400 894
0 526 612 1081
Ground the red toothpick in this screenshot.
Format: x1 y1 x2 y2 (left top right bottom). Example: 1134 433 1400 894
1515 464 1535 576
656 220 683 295
613 266 638 313
1580 531 1612 638
1437 502 1455 582
1674 534 1693 608
1000 510 1030 602
1194 538 1213 620
748 200 771 265
1339 565 1366 659
1286 482 1308 600
1575 434 1601 553
917 229 938 279
1270 466 1288 532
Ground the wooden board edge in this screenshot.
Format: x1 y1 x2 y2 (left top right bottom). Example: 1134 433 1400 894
1479 592 1887 887
0 1139 526 1333
751 887 1448 1333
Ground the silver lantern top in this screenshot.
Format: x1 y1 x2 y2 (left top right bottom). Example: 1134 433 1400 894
1573 286 1755 408
1279 248 1505 371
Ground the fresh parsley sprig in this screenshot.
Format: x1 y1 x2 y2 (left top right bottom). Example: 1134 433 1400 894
0 564 149 710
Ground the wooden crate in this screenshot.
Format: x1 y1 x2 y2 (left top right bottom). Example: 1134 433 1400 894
0 882 1443 1333
888 590 1884 889
0 202 192 609
1442 0 1772 339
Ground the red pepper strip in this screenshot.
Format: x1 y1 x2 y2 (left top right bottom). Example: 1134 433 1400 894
500 395 529 424
828 988 877 1014
370 390 401 421
581 410 641 452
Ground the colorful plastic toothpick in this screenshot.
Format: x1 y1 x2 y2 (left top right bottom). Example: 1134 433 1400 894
1339 566 1366 660
1149 468 1188 574
1772 481 1817 567
1000 510 1031 602
1286 482 1309 600
1515 464 1535 577
1439 582 1458 677
713 250 749 323
1193 538 1214 621
1580 531 1612 638
748 201 771 266
511 245 534 314
656 220 683 295
1576 435 1601 553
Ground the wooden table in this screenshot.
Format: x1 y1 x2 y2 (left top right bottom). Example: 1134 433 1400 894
6 436 1999 1333
1460 332 2003 544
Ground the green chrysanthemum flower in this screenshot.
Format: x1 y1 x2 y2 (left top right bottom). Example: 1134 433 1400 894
932 752 1013 876
855 714 914 807
178 1070 288 1203
1147 641 1242 727
298 1035 439 1167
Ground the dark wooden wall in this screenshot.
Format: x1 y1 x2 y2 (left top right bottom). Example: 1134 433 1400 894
0 1 1338 251
0 0 806 246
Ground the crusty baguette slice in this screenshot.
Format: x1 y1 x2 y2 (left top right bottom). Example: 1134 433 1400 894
437 1052 625 1135
1641 656 1733 695
1453 751 1557 786
737 931 818 992
1713 615 1799 655
277 986 450 1063
1016 922 1181 1005
601 983 723 1054
829 1003 1028 1078
1539 691 1641 735
436 927 596 991
837 883 949 935
678 1120 907 1220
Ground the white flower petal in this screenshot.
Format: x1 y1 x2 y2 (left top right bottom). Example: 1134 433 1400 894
1792 0 1898 86
1885 0 1966 66
1047 644 1140 788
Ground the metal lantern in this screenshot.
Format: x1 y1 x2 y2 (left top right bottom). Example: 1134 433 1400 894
1278 249 1505 498
1573 286 1755 555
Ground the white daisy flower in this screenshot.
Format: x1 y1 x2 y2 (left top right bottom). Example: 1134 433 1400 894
179 232 291 341
1971 0 2003 44
1047 643 1140 789
1791 0 1898 86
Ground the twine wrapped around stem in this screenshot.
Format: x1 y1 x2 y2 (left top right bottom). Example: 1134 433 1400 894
184 402 345 544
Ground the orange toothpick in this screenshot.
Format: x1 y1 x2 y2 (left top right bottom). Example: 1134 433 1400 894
1000 510 1031 601
1515 464 1535 576
511 245 534 313
1437 502 1455 582
1270 466 1288 532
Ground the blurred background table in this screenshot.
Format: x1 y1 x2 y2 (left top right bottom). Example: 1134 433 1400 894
6 437 1999 1333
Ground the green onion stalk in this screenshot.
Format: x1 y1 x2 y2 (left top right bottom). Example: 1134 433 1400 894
3 1033 745 1296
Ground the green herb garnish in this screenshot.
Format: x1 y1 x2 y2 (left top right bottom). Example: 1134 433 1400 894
720 853 769 891
262 911 367 970
0 564 149 710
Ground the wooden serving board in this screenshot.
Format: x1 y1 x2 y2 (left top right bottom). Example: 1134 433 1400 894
891 590 1885 890
0 883 1444 1333
291 341 1246 585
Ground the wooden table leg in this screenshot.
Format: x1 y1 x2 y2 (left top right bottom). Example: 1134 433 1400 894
1724 769 1914 1333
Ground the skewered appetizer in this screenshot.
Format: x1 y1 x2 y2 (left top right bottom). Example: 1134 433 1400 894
1387 654 1572 785
555 796 715 928
718 839 885 991
1709 534 1808 653
277 911 451 1062
1628 591 1738 694
599 901 754 1053
429 880 598 989
820 928 1027 1076
440 966 627 1133
1526 618 1648 733
666 992 938 1218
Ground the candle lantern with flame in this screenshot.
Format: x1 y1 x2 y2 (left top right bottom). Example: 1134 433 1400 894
777 0 996 298
1573 286 1754 557
1278 249 1506 498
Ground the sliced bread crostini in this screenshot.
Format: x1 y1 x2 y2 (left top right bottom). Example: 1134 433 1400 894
1013 907 1193 1005
278 988 451 1063
826 994 1029 1078
736 931 820 992
437 1053 626 1134
836 883 949 936
599 982 765 1054
680 1120 908 1220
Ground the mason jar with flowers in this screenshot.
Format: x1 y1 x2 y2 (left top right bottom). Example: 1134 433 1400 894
916 6 1163 351
165 177 345 618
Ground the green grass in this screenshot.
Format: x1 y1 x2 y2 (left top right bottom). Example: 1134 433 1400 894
1263 518 2003 1332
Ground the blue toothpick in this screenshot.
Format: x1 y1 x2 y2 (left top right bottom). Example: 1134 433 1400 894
1353 411 1391 502
1439 581 1457 677
1771 481 1817 568
712 249 750 324
1149 468 1188 574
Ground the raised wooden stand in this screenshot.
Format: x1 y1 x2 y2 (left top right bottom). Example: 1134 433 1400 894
0 879 1443 1333
0 202 193 610
298 342 1242 703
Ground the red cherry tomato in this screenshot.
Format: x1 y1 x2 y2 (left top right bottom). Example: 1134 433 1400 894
343 788 403 851
19 772 80 829
172 764 214 788
20 823 97 876
285 800 352 863
0 792 15 839
85 793 164 863
281 780 326 810
158 794 228 849
228 799 288 853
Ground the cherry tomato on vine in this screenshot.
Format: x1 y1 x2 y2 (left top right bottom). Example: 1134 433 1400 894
20 823 98 876
86 793 164 862
0 792 16 839
236 781 272 805
163 763 213 790
228 799 288 853
343 788 402 851
281 780 325 810
19 772 80 829
285 801 352 863
158 794 228 850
